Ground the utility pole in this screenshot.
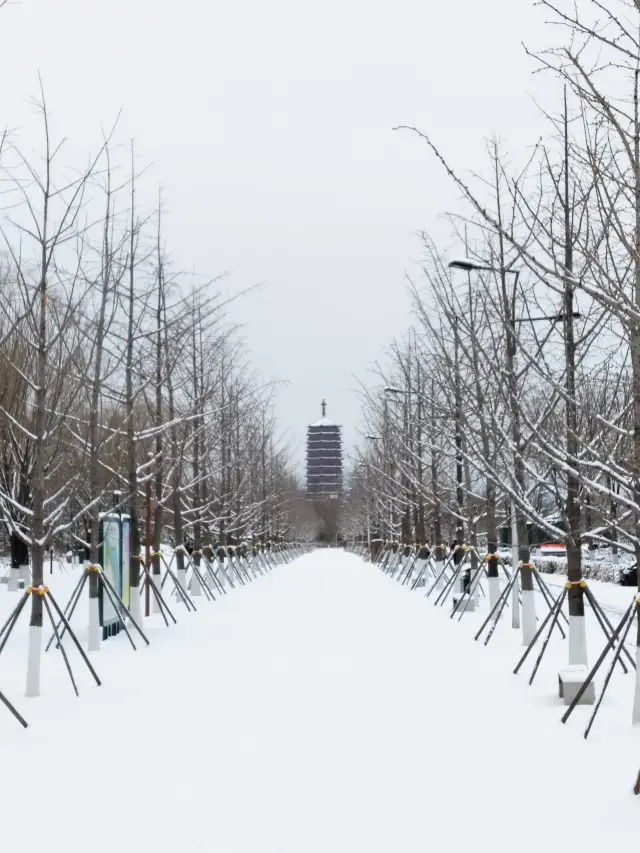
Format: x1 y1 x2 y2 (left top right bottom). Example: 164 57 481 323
453 315 466 592
145 453 152 617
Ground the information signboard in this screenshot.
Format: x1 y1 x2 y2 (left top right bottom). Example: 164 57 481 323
121 515 131 608
99 511 122 634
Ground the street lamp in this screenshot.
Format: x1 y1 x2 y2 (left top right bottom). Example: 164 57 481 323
384 386 413 543
448 255 583 636
448 257 520 282
448 256 527 626
357 461 372 550
365 435 395 538
514 312 581 324
448 258 581 324
448 257 501 273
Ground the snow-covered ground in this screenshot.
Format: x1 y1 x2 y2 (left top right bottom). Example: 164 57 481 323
0 550 638 851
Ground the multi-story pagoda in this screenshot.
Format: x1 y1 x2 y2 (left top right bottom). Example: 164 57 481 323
306 400 343 500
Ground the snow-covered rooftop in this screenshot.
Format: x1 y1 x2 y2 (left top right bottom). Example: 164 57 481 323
310 417 339 427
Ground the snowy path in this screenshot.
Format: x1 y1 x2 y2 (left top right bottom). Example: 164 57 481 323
1 550 639 851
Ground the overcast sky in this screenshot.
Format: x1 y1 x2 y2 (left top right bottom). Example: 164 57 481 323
0 0 552 472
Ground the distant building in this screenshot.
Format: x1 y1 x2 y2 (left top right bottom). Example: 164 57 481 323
306 400 343 500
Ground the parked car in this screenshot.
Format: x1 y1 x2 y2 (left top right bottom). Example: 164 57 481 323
538 542 567 558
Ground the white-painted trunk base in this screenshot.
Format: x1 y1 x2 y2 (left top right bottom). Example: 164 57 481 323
632 647 640 725
151 574 162 614
434 560 445 591
177 568 187 598
8 567 18 592
511 573 520 630
458 563 467 595
191 568 202 597
412 558 423 584
488 575 500 612
25 625 42 697
129 588 143 625
88 597 101 652
425 559 434 584
522 589 536 646
470 568 480 602
425 559 435 584
511 504 519 629
568 614 588 667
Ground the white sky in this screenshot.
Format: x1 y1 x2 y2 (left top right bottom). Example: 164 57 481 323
0 0 552 472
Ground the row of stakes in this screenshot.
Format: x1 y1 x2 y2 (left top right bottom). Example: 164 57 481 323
354 540 640 740
0 541 310 729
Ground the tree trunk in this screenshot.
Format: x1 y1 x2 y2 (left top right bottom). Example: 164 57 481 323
430 379 445 590
563 92 587 667
632 65 640 724
608 477 618 565
26 266 47 698
163 294 186 597
191 305 203 597
453 319 466 594
510 501 520 629
151 234 165 613
88 174 114 652
126 151 142 627
467 274 499 610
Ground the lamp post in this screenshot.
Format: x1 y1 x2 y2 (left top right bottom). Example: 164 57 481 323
145 453 152 617
365 434 383 539
357 462 372 551
385 386 413 543
450 255 586 663
385 383 425 545
366 433 394 538
449 258 535 640
450 256 584 640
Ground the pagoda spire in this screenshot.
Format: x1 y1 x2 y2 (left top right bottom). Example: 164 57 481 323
321 398 327 418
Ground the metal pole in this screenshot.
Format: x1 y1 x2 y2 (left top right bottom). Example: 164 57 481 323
145 464 152 618
511 500 520 628
365 466 371 551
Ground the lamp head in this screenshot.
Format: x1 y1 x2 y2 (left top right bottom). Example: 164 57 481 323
448 258 478 272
